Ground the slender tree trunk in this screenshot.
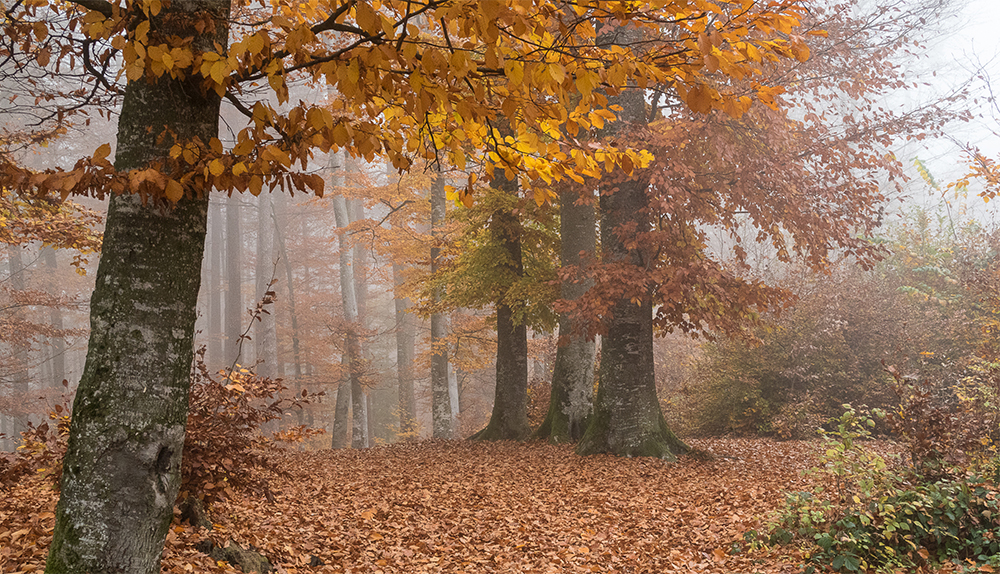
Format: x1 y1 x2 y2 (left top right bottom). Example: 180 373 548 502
393 261 417 437
42 247 67 388
430 170 452 439
225 195 242 364
3 245 29 448
535 185 596 443
333 192 366 448
254 194 278 378
349 196 369 448
271 193 302 379
208 199 224 367
45 0 229 562
576 26 687 460
388 159 418 438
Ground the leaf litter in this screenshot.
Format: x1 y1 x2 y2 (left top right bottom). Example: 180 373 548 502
2 438 834 573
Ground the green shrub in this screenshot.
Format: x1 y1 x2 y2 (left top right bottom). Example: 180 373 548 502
765 406 1000 573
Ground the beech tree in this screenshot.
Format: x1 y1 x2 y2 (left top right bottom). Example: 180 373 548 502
568 0 963 456
0 0 818 569
534 183 595 443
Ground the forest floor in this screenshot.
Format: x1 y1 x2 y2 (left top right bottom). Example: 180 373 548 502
1 438 892 574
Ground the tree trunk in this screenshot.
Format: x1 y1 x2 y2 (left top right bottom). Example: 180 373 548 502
430 170 452 439
42 247 67 388
7 245 29 403
225 194 243 365
393 261 417 437
254 194 278 378
331 359 351 448
45 0 228 568
271 193 302 380
472 205 530 441
349 196 369 448
208 199 224 367
575 26 688 460
45 35 227 570
332 191 366 448
535 185 596 443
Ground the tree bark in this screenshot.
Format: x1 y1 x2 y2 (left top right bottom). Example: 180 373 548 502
271 192 303 380
332 191 366 448
45 0 229 569
535 185 596 443
224 194 243 364
254 194 278 378
42 246 67 388
575 26 688 460
430 170 452 439
348 196 369 449
392 260 417 437
208 199 224 367
472 205 530 441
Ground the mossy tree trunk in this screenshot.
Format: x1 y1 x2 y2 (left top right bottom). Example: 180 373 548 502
472 174 530 441
430 170 453 439
535 185 596 443
46 0 229 567
575 26 688 460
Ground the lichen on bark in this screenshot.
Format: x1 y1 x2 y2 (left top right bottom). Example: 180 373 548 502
46 0 229 570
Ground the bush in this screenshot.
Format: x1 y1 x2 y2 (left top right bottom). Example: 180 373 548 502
180 351 321 505
0 351 321 509
764 406 1000 573
0 403 70 490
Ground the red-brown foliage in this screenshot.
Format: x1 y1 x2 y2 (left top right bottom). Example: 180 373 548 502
4 438 837 574
181 352 321 505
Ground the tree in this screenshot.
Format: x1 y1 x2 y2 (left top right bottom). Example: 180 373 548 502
534 183 596 443
1 0 820 569
470 171 533 441
429 171 453 438
569 0 963 456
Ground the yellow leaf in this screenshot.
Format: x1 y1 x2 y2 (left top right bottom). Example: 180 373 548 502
94 143 111 161
249 175 263 196
164 179 184 202
505 61 524 86
208 159 225 177
547 62 565 84
248 33 266 55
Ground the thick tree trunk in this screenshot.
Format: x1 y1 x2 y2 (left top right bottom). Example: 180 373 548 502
575 26 688 460
472 205 530 441
535 186 596 443
45 0 229 570
430 170 452 439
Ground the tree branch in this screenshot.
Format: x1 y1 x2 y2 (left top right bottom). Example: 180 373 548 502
68 0 112 17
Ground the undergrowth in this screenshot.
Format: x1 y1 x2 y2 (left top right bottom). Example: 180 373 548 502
758 405 1000 573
